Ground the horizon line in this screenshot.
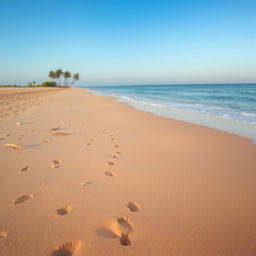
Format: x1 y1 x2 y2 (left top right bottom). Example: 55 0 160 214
82 82 256 87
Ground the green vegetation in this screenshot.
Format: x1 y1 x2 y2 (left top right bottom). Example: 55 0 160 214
0 84 21 87
48 69 80 87
40 81 58 87
0 69 80 88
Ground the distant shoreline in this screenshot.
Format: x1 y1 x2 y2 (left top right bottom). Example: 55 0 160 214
1 82 256 88
84 82 256 87
84 85 256 141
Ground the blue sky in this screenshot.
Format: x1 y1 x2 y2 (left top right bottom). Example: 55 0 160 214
0 0 255 86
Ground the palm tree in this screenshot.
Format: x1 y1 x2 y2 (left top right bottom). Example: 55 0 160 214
47 69 80 87
55 69 63 86
69 73 80 87
73 73 79 80
48 70 55 78
48 70 57 83
72 73 80 85
63 71 71 87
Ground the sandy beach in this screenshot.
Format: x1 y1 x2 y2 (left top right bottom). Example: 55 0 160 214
0 87 256 256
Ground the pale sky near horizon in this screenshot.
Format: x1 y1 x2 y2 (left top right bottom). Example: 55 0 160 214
0 0 255 86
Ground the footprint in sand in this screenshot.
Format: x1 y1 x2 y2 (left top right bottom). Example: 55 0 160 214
53 132 69 136
107 217 134 246
0 137 5 140
17 134 25 140
20 166 31 172
51 241 82 256
118 217 134 246
51 127 61 131
114 145 119 148
11 194 34 204
80 181 93 187
56 206 72 216
4 143 22 150
51 160 62 168
112 154 118 159
0 231 7 239
86 142 92 146
105 171 116 177
43 140 49 143
127 202 141 212
117 217 135 232
107 161 115 166
120 233 132 246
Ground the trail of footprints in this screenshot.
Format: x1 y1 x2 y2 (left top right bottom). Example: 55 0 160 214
4 125 142 253
103 133 142 246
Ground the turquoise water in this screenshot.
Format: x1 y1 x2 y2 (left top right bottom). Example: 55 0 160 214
84 84 256 140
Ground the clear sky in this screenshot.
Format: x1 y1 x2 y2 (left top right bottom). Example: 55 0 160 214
0 0 255 86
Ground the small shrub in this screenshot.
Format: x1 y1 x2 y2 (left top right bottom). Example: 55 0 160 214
40 81 57 87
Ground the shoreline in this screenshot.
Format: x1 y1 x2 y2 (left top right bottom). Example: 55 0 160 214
85 88 256 142
1 87 256 255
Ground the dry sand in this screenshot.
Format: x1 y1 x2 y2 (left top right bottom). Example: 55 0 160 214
0 87 256 256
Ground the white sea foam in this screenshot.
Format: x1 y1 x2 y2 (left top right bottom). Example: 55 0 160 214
241 112 256 117
117 95 256 124
85 85 256 140
98 91 256 125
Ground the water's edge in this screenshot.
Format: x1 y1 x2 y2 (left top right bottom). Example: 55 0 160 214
84 88 256 142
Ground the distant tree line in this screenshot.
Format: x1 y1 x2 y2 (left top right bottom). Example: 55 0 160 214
0 84 21 87
0 69 80 88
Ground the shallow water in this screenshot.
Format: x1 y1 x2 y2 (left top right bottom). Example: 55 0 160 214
84 84 256 140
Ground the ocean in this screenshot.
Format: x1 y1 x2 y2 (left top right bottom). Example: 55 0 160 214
84 84 256 141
